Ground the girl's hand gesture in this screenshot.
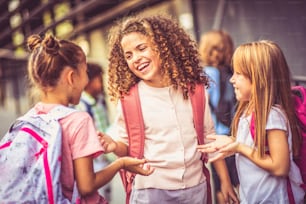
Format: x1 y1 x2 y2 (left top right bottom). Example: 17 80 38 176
98 132 117 153
119 157 155 176
197 135 239 162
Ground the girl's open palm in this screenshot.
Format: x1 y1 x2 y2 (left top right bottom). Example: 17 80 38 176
120 157 155 176
197 135 238 162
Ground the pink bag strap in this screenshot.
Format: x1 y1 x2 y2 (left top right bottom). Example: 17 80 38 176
121 84 145 158
190 84 212 204
120 84 144 204
21 127 54 204
190 84 204 145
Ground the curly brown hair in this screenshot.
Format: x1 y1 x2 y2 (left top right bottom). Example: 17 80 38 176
107 14 209 101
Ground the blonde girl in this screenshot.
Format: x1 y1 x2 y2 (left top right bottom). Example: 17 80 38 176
198 40 305 203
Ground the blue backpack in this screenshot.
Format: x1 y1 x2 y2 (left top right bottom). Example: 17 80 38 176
0 105 79 204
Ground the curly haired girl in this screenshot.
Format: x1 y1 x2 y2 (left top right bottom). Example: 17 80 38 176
101 14 238 204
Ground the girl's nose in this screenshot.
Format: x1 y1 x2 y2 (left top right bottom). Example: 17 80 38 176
132 52 142 64
229 75 234 83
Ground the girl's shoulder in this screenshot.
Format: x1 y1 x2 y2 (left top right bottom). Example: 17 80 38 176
266 106 287 131
61 109 92 126
270 105 286 119
33 102 91 121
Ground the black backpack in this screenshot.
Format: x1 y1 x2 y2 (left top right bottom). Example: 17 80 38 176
210 66 236 127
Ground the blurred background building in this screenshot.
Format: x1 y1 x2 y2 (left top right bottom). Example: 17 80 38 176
0 0 306 203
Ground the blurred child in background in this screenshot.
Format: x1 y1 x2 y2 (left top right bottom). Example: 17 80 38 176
199 30 239 204
75 62 112 201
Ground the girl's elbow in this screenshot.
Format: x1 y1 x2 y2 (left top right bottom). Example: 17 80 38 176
270 166 289 177
78 185 96 196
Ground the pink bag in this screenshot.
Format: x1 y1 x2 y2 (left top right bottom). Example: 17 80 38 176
292 86 306 187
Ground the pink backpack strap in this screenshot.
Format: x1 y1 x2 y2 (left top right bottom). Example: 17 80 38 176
120 84 144 204
250 112 256 140
190 84 212 204
190 84 204 144
121 84 145 158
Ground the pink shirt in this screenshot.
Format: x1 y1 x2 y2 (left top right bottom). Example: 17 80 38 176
114 81 215 190
34 103 104 203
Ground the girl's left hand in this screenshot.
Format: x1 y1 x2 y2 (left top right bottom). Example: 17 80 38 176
197 135 238 162
98 132 117 153
220 182 240 204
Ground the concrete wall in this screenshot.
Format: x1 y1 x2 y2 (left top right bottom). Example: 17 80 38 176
193 0 306 77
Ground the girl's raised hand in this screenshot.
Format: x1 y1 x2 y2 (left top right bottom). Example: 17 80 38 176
119 157 155 176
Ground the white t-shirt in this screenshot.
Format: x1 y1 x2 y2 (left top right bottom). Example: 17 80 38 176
236 106 305 204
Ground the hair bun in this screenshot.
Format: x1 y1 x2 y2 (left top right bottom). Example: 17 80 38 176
27 34 42 52
42 35 60 56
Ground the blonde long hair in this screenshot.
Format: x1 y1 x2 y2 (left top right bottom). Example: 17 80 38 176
231 40 301 158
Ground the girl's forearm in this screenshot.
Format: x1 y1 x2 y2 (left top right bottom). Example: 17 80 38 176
212 159 231 184
236 143 289 176
114 141 129 157
93 158 124 189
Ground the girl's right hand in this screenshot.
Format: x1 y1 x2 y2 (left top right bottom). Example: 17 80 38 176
119 157 155 176
98 132 117 153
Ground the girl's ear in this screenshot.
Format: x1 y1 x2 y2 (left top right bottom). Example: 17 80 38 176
66 68 75 86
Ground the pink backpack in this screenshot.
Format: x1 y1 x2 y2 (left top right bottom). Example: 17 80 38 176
0 105 79 204
120 84 212 204
292 86 306 184
250 85 306 204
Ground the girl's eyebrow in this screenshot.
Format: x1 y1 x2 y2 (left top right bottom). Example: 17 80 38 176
136 42 147 48
124 43 147 54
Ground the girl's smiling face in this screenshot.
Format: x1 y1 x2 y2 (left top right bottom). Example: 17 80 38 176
230 69 252 102
121 32 165 87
